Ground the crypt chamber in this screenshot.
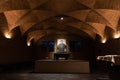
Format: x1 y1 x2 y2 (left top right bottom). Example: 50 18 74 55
0 0 120 76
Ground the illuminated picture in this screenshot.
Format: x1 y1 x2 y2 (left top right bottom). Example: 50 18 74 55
57 39 67 53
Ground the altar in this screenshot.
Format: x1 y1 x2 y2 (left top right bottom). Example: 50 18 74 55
54 53 70 60
34 39 89 73
34 60 90 73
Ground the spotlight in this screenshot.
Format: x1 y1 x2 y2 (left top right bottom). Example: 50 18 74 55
113 31 120 39
60 17 64 20
4 32 12 39
27 41 31 46
101 37 107 43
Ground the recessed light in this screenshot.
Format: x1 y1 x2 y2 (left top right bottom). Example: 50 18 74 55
60 17 64 20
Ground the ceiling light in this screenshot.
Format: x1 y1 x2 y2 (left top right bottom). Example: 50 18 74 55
60 17 64 20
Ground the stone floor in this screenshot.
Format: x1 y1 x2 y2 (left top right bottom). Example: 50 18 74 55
0 62 120 80
0 73 110 80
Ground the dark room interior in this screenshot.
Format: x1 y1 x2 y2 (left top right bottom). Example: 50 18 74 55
0 0 120 80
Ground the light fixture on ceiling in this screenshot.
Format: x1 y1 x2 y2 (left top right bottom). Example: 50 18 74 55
60 17 64 20
4 31 12 39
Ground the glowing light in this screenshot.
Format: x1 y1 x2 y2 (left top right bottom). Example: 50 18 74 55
113 31 120 39
4 32 12 39
60 17 64 20
27 37 34 47
57 39 66 45
27 41 31 46
101 37 107 43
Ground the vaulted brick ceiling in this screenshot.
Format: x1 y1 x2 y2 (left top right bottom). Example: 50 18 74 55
0 0 120 42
